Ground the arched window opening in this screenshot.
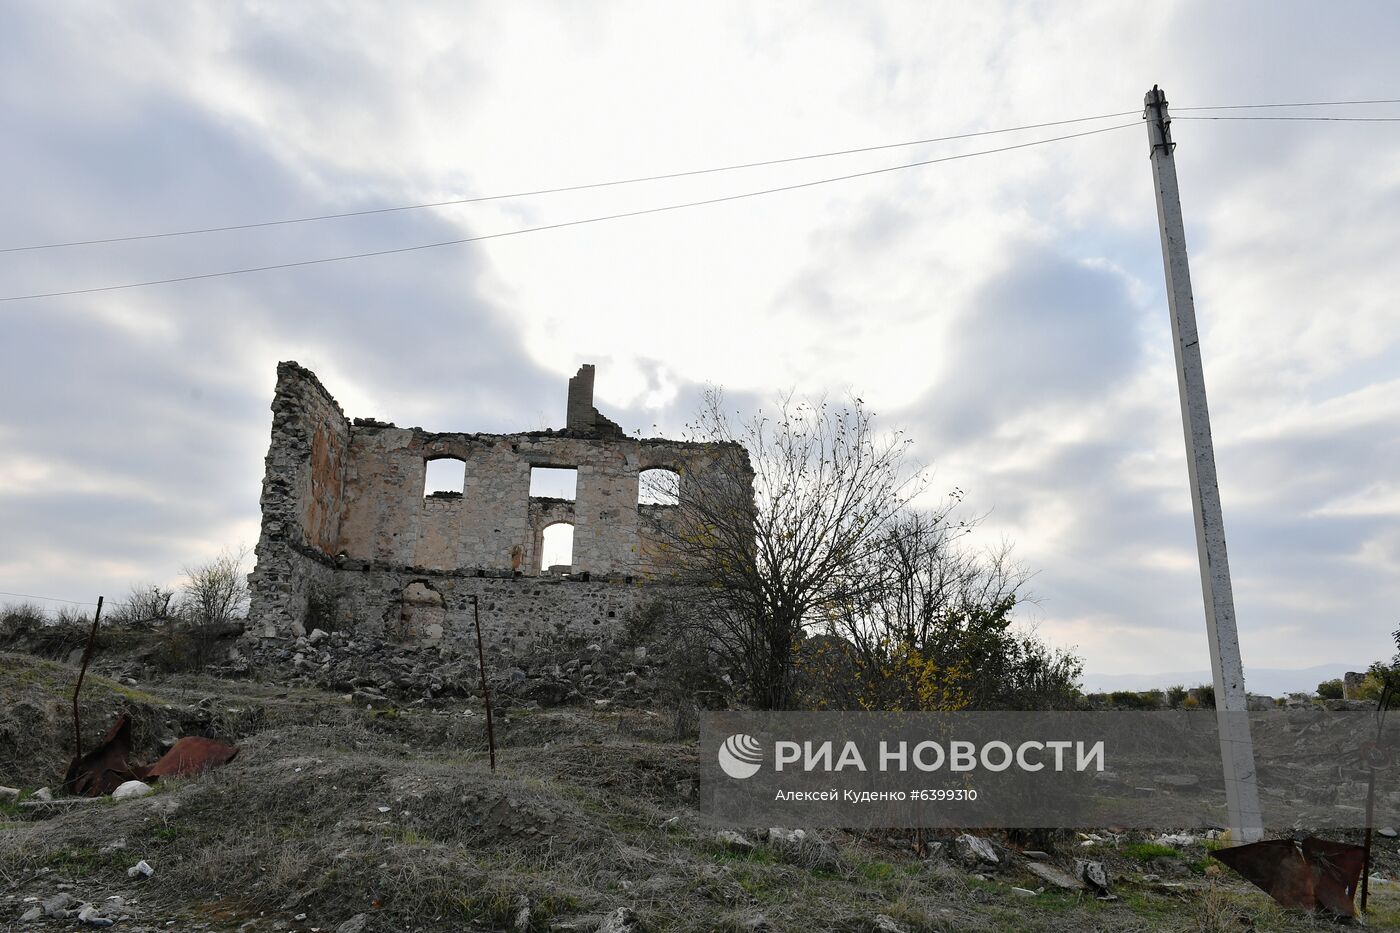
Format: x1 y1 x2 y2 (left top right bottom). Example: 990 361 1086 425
530 466 578 501
540 522 575 572
423 457 466 498
639 468 680 506
397 580 445 644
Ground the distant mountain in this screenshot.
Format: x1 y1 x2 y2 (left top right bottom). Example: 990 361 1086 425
1080 663 1365 697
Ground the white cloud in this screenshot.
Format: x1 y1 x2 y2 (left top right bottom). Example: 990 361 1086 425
3 0 1399 674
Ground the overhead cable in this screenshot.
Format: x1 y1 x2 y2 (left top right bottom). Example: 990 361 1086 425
0 122 1139 303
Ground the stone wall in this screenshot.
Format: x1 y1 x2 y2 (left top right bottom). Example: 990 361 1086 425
331 569 655 656
247 361 748 649
247 362 350 636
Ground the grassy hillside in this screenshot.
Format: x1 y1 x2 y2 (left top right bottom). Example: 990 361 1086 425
1 651 1397 931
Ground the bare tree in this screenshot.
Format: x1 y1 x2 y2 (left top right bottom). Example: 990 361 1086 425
644 390 923 710
178 546 250 669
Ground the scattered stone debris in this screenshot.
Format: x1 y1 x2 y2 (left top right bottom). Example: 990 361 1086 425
17 892 125 926
1156 833 1196 847
0 785 19 803
872 915 908 933
31 786 53 801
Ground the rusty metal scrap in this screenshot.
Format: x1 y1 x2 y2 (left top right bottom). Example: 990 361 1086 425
61 713 239 797
140 735 240 780
1212 836 1366 917
62 713 139 797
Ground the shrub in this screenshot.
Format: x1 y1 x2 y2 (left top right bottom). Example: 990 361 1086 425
1109 691 1158 710
107 585 178 628
0 602 48 640
1166 685 1188 708
1316 679 1343 700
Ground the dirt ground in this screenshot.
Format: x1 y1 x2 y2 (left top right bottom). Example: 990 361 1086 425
2 648 1399 932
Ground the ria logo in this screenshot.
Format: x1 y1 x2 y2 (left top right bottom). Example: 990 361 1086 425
718 733 764 779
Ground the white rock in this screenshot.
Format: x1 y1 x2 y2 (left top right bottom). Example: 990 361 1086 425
32 787 53 801
1156 833 1196 847
1025 862 1082 891
1011 886 1038 897
78 905 114 927
0 785 20 803
872 915 907 933
127 859 155 878
112 780 154 800
336 915 369 933
512 895 531 932
716 830 754 851
954 833 999 866
597 906 642 932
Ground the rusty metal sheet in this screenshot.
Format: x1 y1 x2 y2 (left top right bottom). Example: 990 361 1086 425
138 735 240 780
62 713 139 797
1213 836 1365 917
60 714 240 796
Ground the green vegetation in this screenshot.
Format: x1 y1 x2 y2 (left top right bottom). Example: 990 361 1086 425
1122 842 1181 861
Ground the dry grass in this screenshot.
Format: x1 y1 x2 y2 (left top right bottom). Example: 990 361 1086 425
0 653 1387 932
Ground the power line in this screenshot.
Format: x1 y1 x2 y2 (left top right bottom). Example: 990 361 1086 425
1175 115 1400 122
1176 98 1400 111
0 121 1139 303
6 98 1397 256
0 590 100 606
0 110 1142 254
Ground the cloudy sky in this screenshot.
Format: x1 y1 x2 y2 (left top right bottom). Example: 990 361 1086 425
3 2 1399 680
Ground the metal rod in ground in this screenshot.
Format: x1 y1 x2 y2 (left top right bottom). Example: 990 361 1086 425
1362 772 1375 911
471 594 496 770
71 595 104 759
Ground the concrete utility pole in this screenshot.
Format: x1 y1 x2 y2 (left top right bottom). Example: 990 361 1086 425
1145 85 1264 843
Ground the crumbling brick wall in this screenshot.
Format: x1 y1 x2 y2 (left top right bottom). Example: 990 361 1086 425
247 362 749 652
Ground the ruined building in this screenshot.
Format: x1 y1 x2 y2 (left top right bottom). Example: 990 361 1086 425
247 362 748 654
